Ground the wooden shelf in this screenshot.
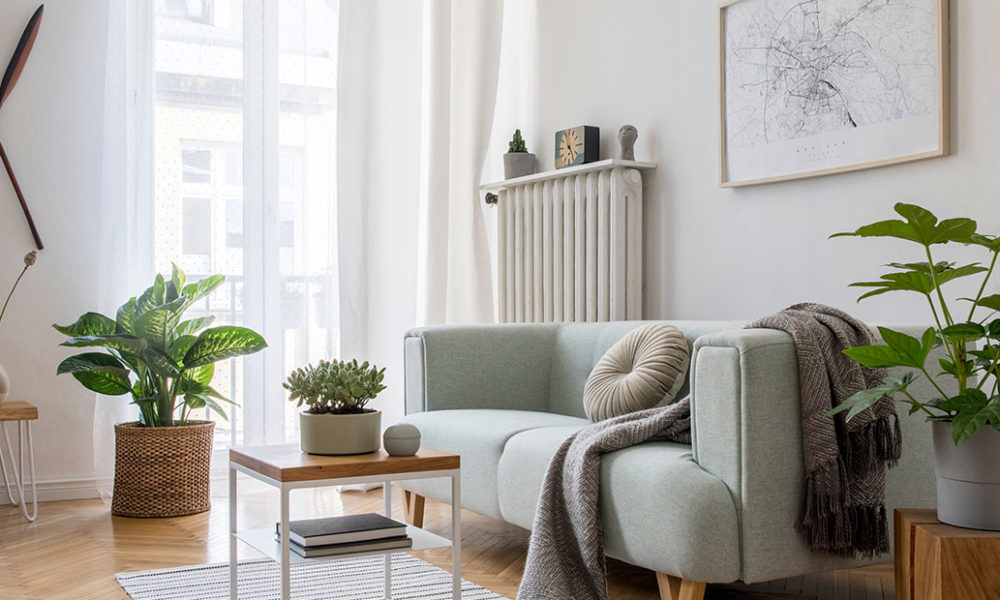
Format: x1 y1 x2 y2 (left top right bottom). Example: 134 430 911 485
480 159 656 191
0 401 37 421
236 525 452 564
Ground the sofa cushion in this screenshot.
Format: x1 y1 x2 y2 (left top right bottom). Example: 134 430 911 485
583 323 690 421
397 409 590 519
497 426 741 582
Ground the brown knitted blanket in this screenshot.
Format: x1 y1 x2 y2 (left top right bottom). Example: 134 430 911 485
748 303 901 556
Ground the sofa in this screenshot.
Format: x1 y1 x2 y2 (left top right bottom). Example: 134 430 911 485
397 321 938 598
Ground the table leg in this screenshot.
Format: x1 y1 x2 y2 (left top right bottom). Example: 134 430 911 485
384 481 392 599
229 465 238 600
0 421 36 522
452 473 461 600
280 485 291 600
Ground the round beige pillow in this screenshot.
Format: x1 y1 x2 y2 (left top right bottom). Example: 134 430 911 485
583 323 690 422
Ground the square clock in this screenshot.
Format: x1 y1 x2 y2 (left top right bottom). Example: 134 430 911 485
554 125 599 169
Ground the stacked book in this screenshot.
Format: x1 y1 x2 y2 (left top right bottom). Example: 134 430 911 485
275 513 412 558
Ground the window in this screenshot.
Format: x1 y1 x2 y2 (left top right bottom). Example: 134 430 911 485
151 0 340 450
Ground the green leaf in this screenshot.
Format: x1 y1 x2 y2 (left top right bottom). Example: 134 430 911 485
971 294 1000 313
52 312 117 337
141 347 179 377
134 303 184 350
56 353 132 395
843 345 918 369
942 390 997 444
136 275 166 317
849 271 934 302
966 233 1000 252
831 203 976 247
116 298 137 334
175 316 215 338
939 358 956 376
940 322 986 344
186 363 214 386
168 335 198 364
60 334 147 355
988 319 1000 338
171 264 186 294
878 327 929 366
935 264 989 286
827 372 917 421
183 326 267 368
180 275 225 311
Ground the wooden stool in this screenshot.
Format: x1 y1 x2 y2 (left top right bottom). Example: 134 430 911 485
0 401 38 521
895 508 1000 600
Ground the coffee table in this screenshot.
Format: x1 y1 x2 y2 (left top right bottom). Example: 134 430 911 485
229 445 461 600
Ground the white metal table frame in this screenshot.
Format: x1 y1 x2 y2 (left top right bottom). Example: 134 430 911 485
229 461 461 600
0 420 37 522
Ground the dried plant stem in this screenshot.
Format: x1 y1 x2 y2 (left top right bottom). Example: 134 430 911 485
0 264 29 333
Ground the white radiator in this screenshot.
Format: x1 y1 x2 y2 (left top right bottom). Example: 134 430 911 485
490 161 651 323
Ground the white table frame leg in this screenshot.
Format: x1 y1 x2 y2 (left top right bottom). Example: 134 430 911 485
384 480 392 599
0 420 36 522
452 473 461 600
229 465 238 600
280 485 291 600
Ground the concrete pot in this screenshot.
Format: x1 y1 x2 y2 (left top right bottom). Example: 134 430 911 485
933 420 1000 530
299 410 381 455
504 152 536 179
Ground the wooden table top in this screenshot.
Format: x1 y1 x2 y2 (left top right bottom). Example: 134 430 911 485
0 401 37 421
229 444 460 483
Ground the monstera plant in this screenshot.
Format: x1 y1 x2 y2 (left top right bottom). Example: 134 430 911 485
54 266 267 427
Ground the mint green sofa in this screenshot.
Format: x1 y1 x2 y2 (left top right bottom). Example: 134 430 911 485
398 321 937 596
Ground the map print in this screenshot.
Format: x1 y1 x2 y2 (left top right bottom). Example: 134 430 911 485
723 0 941 183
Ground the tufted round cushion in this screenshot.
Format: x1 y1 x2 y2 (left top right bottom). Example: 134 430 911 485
583 323 690 422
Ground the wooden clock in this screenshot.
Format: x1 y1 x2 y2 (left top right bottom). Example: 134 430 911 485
554 125 599 169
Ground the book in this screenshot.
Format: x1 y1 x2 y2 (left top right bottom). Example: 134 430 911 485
274 534 414 558
274 513 408 547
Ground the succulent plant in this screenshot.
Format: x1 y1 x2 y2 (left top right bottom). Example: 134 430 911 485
508 129 528 153
284 358 386 414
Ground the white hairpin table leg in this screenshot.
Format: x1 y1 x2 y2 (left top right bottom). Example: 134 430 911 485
0 420 37 521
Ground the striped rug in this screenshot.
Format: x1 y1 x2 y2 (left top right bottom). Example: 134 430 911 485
116 554 509 600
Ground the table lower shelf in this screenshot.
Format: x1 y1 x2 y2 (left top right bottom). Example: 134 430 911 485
236 525 452 564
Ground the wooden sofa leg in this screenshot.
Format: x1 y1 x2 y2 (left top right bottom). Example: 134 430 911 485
656 572 706 600
402 490 426 528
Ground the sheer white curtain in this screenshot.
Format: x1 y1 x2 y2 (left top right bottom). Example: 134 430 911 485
337 0 505 428
99 0 341 497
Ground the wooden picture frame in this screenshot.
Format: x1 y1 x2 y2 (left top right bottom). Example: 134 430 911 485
719 0 949 187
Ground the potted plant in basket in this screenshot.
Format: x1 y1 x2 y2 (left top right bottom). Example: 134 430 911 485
830 203 1000 530
504 128 536 179
284 358 386 455
53 265 267 517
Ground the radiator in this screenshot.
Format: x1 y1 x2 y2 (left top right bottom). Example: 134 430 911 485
493 163 648 323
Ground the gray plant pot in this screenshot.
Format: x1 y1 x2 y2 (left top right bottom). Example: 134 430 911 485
933 420 1000 530
504 152 536 179
299 410 382 455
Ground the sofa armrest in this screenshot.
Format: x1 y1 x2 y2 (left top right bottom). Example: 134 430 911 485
689 326 940 582
404 323 561 414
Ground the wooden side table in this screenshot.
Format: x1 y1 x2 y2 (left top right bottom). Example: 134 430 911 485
895 508 1000 600
0 400 38 521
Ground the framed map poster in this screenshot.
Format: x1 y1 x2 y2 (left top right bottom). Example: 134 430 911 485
719 0 949 187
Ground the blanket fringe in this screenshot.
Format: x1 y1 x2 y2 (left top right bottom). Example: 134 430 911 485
844 414 902 475
799 456 890 557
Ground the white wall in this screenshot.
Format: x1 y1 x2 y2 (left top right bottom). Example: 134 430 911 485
522 0 998 324
0 0 110 495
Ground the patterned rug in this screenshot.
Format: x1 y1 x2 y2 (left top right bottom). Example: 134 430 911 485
116 554 509 600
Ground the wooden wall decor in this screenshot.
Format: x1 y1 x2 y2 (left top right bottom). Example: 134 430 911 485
0 5 44 250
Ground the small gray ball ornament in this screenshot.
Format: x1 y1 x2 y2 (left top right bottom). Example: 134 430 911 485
383 423 421 457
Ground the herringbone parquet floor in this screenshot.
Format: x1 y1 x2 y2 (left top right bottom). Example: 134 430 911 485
0 481 893 600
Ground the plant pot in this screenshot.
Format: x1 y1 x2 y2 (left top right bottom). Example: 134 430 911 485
299 409 381 455
933 420 1000 530
0 361 8 404
112 421 215 518
504 152 536 179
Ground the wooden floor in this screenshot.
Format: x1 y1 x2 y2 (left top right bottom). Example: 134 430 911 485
0 482 894 600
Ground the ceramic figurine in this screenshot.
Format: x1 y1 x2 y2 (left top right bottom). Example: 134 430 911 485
617 125 638 161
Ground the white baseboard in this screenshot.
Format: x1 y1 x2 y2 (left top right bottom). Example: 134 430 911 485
0 476 102 504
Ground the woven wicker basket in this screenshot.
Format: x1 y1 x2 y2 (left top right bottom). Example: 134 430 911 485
112 421 215 518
